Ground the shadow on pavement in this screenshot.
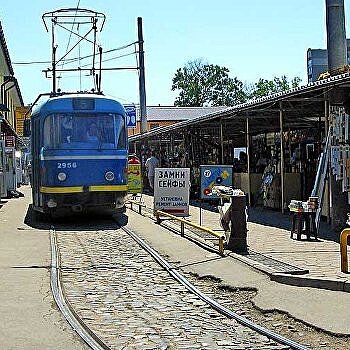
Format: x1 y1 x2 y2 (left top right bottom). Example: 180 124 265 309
247 206 338 243
0 200 8 209
24 204 128 231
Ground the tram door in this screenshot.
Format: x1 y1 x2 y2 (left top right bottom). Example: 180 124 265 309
0 141 6 199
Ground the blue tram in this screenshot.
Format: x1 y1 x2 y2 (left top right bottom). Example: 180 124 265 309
30 93 128 215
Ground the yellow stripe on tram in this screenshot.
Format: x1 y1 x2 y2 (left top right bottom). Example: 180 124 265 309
89 185 128 192
40 186 84 193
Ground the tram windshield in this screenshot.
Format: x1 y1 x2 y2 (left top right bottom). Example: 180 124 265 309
43 113 126 150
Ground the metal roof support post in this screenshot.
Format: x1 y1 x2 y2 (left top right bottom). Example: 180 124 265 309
0 114 3 140
183 130 188 167
246 116 251 207
220 119 224 164
324 96 329 133
190 131 195 165
324 97 331 223
279 102 285 214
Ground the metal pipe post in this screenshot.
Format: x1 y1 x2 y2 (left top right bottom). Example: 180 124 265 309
340 228 350 273
324 98 331 223
98 46 102 93
246 117 251 206
279 102 285 214
220 120 224 164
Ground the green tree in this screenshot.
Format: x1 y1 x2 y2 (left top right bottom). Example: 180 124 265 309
249 75 302 99
171 59 248 107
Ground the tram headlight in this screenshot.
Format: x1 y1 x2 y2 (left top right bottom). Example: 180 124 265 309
57 172 67 181
105 171 115 181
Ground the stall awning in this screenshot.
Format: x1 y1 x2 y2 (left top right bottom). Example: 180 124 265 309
0 117 26 147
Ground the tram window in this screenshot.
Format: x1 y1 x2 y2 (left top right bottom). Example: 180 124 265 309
43 115 61 148
43 113 124 150
117 121 126 149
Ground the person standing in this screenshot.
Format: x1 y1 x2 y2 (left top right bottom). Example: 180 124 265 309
145 151 159 193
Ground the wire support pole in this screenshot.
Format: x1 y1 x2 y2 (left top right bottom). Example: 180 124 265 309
51 19 57 94
138 17 147 134
97 46 103 93
92 16 97 89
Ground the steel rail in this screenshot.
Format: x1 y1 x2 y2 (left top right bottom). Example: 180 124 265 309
121 224 310 350
49 226 111 350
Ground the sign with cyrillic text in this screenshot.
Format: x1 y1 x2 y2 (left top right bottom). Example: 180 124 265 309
200 164 233 199
154 168 190 216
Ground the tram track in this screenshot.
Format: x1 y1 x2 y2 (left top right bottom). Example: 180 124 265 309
48 217 314 350
50 226 111 350
120 225 309 350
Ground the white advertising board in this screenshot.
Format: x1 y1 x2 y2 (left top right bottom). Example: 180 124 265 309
154 168 190 217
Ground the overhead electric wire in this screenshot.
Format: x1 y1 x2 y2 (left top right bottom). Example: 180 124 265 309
13 42 138 66
80 51 138 68
61 1 81 66
58 0 81 90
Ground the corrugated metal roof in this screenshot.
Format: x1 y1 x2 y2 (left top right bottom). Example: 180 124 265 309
130 72 350 141
137 106 228 121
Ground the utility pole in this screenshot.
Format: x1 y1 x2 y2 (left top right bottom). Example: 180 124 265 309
326 0 347 72
137 17 148 134
51 18 56 94
325 0 348 231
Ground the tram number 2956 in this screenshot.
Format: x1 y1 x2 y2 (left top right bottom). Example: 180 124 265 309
57 162 77 169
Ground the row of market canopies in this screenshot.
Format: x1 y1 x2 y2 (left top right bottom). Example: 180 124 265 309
129 72 350 231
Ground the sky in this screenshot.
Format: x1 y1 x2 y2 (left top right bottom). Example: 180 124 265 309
1 0 349 107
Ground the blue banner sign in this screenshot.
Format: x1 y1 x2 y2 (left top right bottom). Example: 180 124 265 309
124 104 137 128
200 165 233 199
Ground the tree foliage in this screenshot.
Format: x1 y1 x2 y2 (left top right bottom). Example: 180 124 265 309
171 59 302 106
171 59 247 107
249 76 302 99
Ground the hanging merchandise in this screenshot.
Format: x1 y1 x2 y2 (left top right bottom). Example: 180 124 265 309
331 106 348 142
339 145 344 181
342 145 350 192
266 132 275 146
331 146 341 178
330 106 350 204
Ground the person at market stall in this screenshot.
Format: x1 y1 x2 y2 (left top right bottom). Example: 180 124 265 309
145 151 159 193
256 152 268 173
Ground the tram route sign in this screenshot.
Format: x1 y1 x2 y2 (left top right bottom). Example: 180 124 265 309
124 104 137 128
200 165 233 199
154 168 190 217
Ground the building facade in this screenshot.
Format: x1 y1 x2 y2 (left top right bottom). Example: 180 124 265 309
307 39 350 83
128 106 227 136
0 20 26 198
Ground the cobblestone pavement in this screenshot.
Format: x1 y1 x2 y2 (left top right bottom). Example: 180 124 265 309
56 228 288 349
138 195 350 284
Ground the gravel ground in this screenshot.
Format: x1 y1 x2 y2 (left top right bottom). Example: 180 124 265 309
56 227 289 349
183 273 350 350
